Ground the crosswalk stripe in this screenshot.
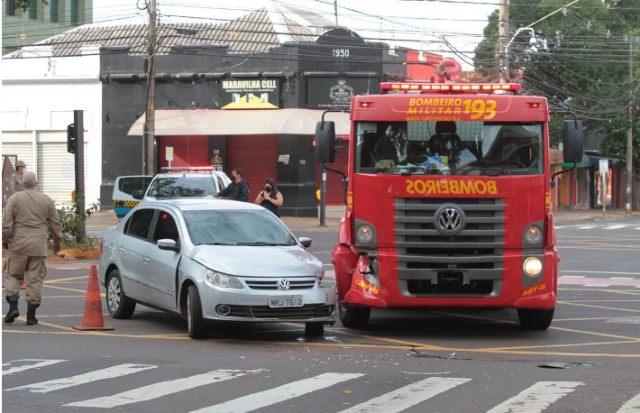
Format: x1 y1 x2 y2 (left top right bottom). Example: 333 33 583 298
64 369 264 408
338 377 471 413
604 225 628 230
2 359 67 376
5 364 156 393
189 372 364 413
576 225 597 229
617 393 640 412
486 381 584 413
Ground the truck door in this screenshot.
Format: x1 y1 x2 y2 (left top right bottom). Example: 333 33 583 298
113 176 152 220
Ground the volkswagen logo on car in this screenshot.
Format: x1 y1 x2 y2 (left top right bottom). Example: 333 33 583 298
278 279 290 290
434 205 465 236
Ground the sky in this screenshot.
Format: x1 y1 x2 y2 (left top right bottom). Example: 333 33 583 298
93 0 500 68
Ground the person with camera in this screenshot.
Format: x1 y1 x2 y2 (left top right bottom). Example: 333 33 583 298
254 178 283 217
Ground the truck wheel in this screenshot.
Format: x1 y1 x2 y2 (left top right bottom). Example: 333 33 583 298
338 302 370 329
305 322 324 337
517 308 554 330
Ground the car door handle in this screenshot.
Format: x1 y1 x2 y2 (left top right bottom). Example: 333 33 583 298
143 256 150 264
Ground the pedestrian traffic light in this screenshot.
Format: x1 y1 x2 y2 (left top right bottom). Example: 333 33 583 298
67 123 76 154
314 121 337 163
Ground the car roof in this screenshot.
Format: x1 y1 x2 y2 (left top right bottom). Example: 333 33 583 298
142 199 264 212
153 171 227 179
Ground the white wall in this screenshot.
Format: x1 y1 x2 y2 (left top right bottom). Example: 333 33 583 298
2 46 102 207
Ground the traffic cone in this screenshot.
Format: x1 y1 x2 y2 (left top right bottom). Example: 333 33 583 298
73 265 113 331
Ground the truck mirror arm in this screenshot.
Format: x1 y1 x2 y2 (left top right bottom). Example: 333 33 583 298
550 158 577 189
320 109 350 129
322 162 349 205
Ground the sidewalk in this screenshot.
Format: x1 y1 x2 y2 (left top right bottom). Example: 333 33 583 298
86 207 639 239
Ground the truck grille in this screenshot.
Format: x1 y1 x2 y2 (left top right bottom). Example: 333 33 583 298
395 198 505 297
226 304 333 319
245 278 316 290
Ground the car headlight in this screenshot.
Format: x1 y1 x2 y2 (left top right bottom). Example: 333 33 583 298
524 224 543 244
523 257 543 277
205 269 244 289
356 224 374 243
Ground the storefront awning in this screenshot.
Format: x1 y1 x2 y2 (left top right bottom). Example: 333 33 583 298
127 109 351 137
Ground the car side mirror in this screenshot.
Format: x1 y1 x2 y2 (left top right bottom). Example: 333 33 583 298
132 190 144 200
299 237 312 248
157 239 179 251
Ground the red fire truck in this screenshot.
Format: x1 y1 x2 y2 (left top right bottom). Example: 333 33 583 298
314 60 583 331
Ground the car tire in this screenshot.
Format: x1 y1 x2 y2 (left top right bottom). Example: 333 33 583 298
106 270 136 319
187 285 208 339
517 308 554 330
305 322 324 337
338 301 370 329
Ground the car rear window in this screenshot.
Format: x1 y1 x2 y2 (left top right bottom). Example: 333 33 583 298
182 209 297 246
147 177 215 199
119 177 152 195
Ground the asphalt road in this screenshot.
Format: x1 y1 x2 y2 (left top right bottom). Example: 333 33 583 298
2 216 640 413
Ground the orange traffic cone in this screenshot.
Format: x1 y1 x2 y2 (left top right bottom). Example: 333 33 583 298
73 265 113 331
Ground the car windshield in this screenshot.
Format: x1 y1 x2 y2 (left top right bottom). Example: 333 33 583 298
147 177 214 199
182 209 298 246
355 121 543 176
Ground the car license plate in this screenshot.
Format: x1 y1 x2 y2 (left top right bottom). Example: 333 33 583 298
269 295 303 308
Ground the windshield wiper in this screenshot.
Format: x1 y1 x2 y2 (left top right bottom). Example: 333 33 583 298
201 242 235 246
236 242 289 246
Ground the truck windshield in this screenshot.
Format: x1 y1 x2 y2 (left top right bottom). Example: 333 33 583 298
147 177 215 199
355 121 543 176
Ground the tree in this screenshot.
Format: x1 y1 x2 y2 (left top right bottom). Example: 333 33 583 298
473 0 640 208
7 0 49 13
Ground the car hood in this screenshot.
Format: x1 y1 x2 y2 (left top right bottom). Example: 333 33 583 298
189 245 323 277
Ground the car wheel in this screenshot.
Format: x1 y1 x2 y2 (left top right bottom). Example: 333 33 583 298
338 301 370 329
106 270 136 319
187 285 208 339
517 308 554 330
305 322 324 337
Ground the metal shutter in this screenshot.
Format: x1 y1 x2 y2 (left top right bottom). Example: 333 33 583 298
2 143 34 169
37 142 89 205
227 135 278 200
316 144 349 205
158 136 209 169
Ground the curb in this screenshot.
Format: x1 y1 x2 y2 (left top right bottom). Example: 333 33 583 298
2 246 101 263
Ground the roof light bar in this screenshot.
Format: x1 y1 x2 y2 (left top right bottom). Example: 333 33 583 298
380 82 522 93
160 166 214 171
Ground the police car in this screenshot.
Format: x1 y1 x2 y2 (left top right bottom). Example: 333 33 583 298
113 168 231 220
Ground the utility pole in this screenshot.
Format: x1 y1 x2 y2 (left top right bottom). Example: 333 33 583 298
626 37 634 214
334 0 339 27
143 0 157 176
497 0 509 83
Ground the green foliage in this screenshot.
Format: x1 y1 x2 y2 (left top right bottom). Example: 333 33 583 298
51 193 99 243
9 0 49 13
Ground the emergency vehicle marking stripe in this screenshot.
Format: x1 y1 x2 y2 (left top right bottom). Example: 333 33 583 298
2 359 67 376
485 381 584 413
64 369 264 408
617 394 640 413
5 364 156 393
337 377 471 413
189 373 364 413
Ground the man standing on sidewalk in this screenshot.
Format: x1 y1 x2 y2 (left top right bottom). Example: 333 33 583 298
2 171 62 325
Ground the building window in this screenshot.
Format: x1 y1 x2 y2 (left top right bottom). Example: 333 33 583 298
50 0 58 22
7 0 16 16
70 0 78 24
28 1 37 19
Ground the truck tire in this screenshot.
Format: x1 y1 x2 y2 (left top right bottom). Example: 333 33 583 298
517 308 554 330
338 302 370 329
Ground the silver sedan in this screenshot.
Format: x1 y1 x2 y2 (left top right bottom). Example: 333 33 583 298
99 199 336 339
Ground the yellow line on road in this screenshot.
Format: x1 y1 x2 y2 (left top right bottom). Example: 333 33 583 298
332 329 450 351
37 314 107 318
44 284 105 297
558 301 640 313
42 295 86 299
2 330 192 340
550 326 640 342
559 288 640 296
476 340 638 352
44 275 89 284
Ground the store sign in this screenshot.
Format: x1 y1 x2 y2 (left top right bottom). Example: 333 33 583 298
599 159 609 174
307 77 376 109
221 79 280 110
166 147 173 161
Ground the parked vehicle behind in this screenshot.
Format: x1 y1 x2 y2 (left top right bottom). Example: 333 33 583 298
99 199 336 339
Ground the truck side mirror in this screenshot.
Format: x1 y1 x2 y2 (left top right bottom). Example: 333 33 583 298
132 190 144 200
314 121 336 163
562 120 584 165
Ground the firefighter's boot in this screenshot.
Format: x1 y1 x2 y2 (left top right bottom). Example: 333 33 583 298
4 296 20 324
26 303 39 326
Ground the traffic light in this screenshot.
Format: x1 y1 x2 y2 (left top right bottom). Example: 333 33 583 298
67 123 76 154
314 121 337 163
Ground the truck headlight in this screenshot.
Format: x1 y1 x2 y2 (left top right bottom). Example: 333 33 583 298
356 224 374 243
205 269 244 289
524 225 543 244
523 257 543 277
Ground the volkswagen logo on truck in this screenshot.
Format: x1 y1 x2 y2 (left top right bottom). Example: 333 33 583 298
435 205 465 236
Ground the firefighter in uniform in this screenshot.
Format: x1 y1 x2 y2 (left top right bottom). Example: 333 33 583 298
6 160 27 196
2 171 62 325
